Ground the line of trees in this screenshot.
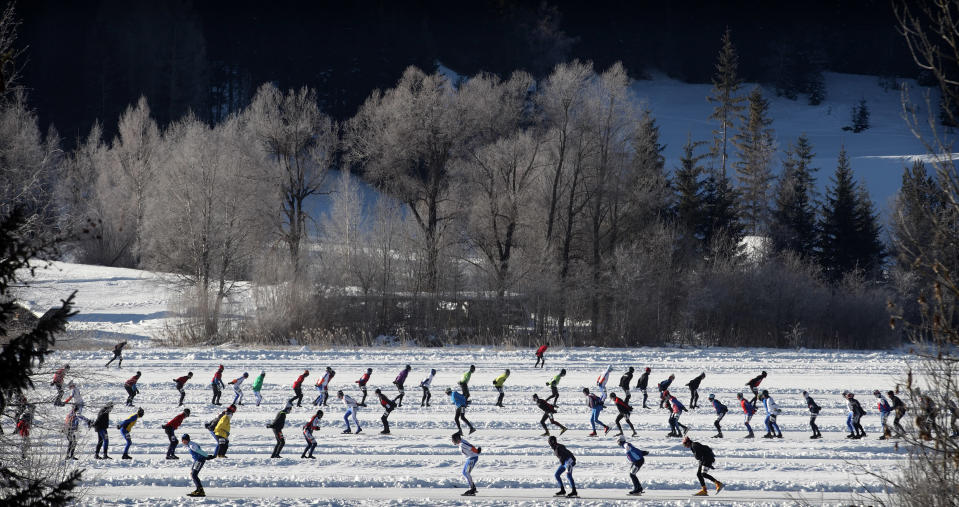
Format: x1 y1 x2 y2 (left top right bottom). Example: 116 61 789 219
4 21 906 349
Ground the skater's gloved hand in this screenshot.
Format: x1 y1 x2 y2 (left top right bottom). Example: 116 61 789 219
477 447 482 453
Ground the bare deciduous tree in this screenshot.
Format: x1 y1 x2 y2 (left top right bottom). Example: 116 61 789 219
246 83 337 276
142 114 264 339
97 97 161 266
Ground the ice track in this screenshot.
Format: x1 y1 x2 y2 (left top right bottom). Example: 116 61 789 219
32 347 905 505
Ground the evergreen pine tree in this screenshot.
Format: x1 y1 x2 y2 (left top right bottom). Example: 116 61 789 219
707 27 746 178
674 134 709 260
819 145 883 281
892 161 946 271
770 134 818 257
854 185 886 278
733 87 776 234
702 168 744 261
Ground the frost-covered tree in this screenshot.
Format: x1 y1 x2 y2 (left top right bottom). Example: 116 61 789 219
96 97 161 266
245 83 337 276
320 170 376 296
0 91 61 236
347 67 529 297
535 60 593 247
707 28 746 178
456 130 544 300
733 87 776 234
142 115 264 339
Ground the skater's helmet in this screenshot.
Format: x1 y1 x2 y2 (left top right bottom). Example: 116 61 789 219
761 371 767 376
708 393 715 400
645 367 651 372
547 435 558 446
560 369 566 375
64 364 70 369
183 408 191 416
451 431 462 443
260 370 265 376
187 372 193 377
405 364 411 370
627 366 634 373
610 392 618 400
445 387 453 395
243 372 249 377
802 391 808 396
218 364 224 370
326 367 332 372
136 407 144 417
337 390 344 398
761 389 769 397
736 393 743 399
469 365 475 371
669 374 675 379
505 369 510 375
367 368 372 373
227 405 236 413
181 433 191 442
316 409 324 417
873 389 881 396
136 371 141 376
682 436 692 447
304 370 310 375
374 388 381 394
617 435 626 446
532 393 539 400
582 387 589 394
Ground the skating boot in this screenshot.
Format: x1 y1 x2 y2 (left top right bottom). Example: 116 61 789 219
566 489 578 498
715 481 724 493
693 486 708 496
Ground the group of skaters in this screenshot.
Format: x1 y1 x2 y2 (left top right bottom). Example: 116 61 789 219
9 341 958 498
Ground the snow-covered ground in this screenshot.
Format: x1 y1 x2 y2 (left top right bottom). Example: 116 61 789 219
15 260 250 345
11 262 912 505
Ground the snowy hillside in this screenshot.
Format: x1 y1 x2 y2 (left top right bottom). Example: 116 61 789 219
13 261 250 346
635 71 952 218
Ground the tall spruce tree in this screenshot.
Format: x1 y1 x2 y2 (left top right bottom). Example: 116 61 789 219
892 161 948 272
770 134 818 257
733 87 776 234
707 27 746 178
702 168 744 261
854 185 886 277
674 134 709 260
818 145 884 281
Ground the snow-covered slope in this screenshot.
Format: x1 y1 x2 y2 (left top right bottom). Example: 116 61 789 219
13 261 250 346
632 71 951 218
